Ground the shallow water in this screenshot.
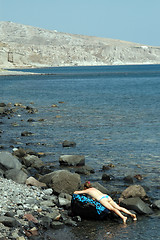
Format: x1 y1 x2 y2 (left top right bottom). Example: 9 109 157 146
0 65 160 239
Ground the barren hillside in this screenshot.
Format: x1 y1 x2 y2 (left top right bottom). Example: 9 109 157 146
0 21 160 68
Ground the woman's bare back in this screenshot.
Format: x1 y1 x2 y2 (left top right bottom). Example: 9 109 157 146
74 187 109 202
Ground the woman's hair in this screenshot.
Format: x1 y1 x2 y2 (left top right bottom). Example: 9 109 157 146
83 181 92 189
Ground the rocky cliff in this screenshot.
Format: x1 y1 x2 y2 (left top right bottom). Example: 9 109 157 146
0 21 160 68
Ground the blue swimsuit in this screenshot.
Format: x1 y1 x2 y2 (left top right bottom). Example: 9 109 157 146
98 195 110 202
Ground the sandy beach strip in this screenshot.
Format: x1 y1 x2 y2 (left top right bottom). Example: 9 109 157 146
0 69 37 76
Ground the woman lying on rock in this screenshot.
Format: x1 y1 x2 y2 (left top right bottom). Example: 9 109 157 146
74 181 137 224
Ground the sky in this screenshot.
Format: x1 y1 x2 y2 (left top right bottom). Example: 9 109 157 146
0 0 160 46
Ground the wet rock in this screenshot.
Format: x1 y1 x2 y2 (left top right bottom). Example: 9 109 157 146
26 106 38 114
11 122 19 127
102 173 111 181
21 131 33 136
134 174 143 181
26 176 47 188
14 103 25 107
0 103 6 107
22 154 44 169
124 175 134 184
13 148 27 158
102 165 110 171
5 169 28 184
39 170 81 194
38 118 45 122
59 155 85 166
51 104 58 108
119 185 147 202
62 140 76 147
0 107 5 114
27 118 35 122
75 165 95 175
120 197 153 214
152 200 160 209
0 151 22 171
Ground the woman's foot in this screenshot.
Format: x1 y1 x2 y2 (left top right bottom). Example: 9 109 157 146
123 217 127 224
132 214 137 221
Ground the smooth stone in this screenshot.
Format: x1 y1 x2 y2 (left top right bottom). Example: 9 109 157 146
120 197 153 214
59 155 85 166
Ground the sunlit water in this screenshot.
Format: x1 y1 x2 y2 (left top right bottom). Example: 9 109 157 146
0 65 160 239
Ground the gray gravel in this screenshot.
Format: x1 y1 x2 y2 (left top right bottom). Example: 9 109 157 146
0 177 64 239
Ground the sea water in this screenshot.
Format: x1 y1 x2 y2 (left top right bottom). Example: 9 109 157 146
0 64 160 239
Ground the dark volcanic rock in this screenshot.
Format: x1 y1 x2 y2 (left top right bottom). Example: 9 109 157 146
21 131 33 136
62 140 76 147
120 197 153 215
102 173 111 181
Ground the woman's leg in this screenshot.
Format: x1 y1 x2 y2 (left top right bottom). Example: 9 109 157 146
109 200 137 220
100 199 127 224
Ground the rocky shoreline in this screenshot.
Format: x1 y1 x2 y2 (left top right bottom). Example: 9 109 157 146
0 102 160 239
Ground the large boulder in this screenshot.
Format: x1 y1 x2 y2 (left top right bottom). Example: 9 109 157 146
0 151 22 171
71 194 111 220
119 185 147 202
5 169 28 184
59 155 85 166
120 197 153 215
39 170 81 194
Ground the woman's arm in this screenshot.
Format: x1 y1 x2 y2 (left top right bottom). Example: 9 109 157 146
74 189 88 194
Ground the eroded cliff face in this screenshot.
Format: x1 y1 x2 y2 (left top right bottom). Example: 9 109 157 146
0 21 160 68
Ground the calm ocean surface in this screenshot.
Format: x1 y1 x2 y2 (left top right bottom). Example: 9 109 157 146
0 64 160 239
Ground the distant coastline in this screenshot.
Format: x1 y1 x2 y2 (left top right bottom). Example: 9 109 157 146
0 22 160 70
